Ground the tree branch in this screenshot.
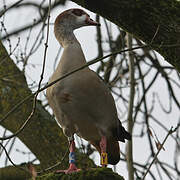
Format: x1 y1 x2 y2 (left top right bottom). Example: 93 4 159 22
126 33 135 180
142 126 179 180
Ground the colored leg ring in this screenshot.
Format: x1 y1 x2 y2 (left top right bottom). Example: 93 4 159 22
69 152 76 164
101 152 108 165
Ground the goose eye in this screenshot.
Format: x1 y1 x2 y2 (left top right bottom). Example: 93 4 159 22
72 9 85 16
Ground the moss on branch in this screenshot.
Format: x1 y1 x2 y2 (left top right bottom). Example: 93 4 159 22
0 164 31 180
32 168 125 180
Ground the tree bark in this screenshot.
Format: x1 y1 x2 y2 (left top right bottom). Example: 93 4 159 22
33 168 125 180
0 166 125 180
71 0 180 72
0 41 68 168
0 164 32 180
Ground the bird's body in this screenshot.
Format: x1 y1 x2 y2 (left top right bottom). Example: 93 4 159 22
46 9 131 171
47 41 118 141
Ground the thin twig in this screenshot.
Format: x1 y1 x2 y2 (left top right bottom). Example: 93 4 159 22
142 126 177 180
4 137 16 166
0 0 51 140
0 142 31 174
150 25 160 44
0 0 24 18
40 45 148 93
37 142 70 175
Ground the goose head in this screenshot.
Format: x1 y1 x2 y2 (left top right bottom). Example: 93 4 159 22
54 8 100 46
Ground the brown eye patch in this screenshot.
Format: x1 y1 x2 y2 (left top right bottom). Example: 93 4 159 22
72 9 86 16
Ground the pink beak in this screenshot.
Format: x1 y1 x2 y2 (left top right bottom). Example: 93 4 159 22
86 16 101 26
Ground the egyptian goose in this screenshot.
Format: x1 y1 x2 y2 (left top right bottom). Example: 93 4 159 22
46 8 131 173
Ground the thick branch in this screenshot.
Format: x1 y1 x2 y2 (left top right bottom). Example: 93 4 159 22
0 41 68 169
34 168 125 180
0 164 31 180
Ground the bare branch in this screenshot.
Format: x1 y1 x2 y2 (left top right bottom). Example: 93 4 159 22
126 33 135 180
142 126 178 180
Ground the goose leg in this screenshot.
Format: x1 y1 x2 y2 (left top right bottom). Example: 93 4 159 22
56 136 81 174
100 136 108 167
